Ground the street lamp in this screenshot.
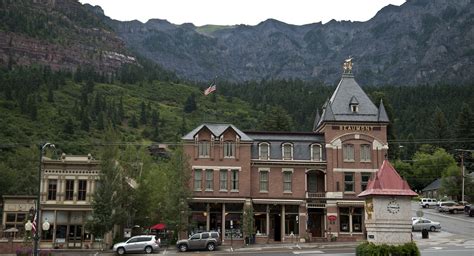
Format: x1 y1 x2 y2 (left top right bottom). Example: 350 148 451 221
31 143 55 256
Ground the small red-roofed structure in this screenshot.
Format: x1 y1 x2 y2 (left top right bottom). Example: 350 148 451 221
358 160 418 198
358 160 418 245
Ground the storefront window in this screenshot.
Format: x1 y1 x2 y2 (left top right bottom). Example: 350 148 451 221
225 213 242 239
352 208 363 232
254 214 266 236
339 207 363 233
190 212 207 234
340 208 350 232
285 214 299 235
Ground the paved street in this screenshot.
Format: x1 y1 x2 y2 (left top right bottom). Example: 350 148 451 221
3 201 472 256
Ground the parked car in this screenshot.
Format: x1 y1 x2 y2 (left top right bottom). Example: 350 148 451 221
113 235 160 255
176 231 221 252
438 201 457 212
419 198 438 208
412 218 441 232
443 203 465 214
465 204 474 217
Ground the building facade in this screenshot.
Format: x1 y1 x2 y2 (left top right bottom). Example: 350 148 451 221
182 60 390 244
39 154 100 249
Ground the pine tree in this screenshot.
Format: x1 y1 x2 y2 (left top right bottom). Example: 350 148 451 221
455 103 473 150
96 111 105 130
129 114 138 128
429 107 450 150
47 88 54 103
140 101 147 125
151 109 159 126
183 93 197 113
63 117 75 134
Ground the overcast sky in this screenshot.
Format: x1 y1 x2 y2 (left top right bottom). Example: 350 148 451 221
79 0 406 26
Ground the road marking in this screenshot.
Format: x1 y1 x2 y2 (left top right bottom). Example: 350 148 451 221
293 250 324 254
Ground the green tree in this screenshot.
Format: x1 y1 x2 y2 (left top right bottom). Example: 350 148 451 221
410 147 457 191
129 114 138 128
259 106 293 131
140 101 147 125
440 164 465 201
429 107 450 150
183 93 197 113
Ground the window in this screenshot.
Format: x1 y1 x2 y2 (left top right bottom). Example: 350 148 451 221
194 169 202 191
48 179 57 200
231 169 239 191
65 180 74 200
343 144 354 161
259 171 268 192
361 172 371 191
259 143 270 160
224 142 235 158
351 105 358 113
78 180 87 201
344 173 354 192
198 141 210 158
205 169 213 191
360 144 371 162
220 169 228 191
282 143 293 160
311 144 321 161
283 171 292 192
201 233 209 239
340 207 363 233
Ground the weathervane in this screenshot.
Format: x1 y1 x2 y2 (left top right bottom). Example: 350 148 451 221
343 57 353 74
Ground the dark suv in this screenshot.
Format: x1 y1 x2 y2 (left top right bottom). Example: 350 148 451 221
176 231 221 252
465 204 474 217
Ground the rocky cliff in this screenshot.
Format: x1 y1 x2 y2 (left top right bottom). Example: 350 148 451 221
104 0 474 85
0 0 136 73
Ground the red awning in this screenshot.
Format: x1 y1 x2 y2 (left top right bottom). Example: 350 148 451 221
150 223 166 230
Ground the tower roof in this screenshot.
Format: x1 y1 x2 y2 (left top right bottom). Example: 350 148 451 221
314 59 390 130
358 160 418 197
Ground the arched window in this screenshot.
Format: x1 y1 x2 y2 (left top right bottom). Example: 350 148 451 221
311 144 322 161
343 144 354 161
259 142 270 160
360 144 371 162
282 143 293 160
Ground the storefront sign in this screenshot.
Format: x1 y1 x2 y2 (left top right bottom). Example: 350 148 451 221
338 125 374 132
328 215 337 221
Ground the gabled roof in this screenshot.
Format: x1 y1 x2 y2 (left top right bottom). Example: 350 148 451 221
358 160 418 197
182 123 253 141
422 178 441 192
315 71 390 130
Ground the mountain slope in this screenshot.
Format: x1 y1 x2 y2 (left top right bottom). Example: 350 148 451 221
0 0 136 73
103 0 473 85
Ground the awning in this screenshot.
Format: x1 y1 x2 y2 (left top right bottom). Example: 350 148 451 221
150 223 166 230
252 199 304 205
190 197 246 203
336 201 365 206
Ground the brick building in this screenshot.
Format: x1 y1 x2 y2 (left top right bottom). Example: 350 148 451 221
182 61 389 244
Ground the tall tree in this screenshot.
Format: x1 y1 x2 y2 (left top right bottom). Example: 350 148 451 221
259 106 293 131
140 101 147 125
183 93 197 113
429 107 450 150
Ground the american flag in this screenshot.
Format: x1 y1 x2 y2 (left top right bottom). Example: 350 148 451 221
31 213 37 233
203 83 216 96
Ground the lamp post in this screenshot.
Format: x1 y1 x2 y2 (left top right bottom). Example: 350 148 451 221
31 143 55 256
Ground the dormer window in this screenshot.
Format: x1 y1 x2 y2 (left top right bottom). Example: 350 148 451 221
311 144 322 161
282 143 293 160
259 142 270 160
224 141 235 158
349 96 359 113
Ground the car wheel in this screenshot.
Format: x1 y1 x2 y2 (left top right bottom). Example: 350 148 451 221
179 244 188 252
425 204 429 208
117 247 126 255
207 242 215 251
144 246 153 254
430 226 436 232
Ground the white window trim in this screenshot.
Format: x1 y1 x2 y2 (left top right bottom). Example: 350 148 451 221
194 169 202 191
198 141 211 158
223 141 236 159
219 169 228 192
282 169 293 193
360 144 371 162
343 144 355 162
259 170 269 193
259 142 270 160
205 169 214 191
310 144 322 161
282 143 293 160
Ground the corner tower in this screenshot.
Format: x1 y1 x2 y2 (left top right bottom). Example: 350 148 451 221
315 59 390 241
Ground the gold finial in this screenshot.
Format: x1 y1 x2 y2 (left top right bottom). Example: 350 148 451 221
343 57 353 74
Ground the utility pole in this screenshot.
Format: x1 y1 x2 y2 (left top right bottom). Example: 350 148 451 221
455 149 473 203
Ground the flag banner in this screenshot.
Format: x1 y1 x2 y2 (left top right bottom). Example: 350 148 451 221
32 213 37 233
204 83 216 95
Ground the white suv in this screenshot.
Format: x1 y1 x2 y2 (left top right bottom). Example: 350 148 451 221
419 198 437 208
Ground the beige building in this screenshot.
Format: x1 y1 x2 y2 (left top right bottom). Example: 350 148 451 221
39 154 100 249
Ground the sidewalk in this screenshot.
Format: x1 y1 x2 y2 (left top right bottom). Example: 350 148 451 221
413 230 474 247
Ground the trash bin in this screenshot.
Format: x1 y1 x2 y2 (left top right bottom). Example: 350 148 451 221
422 229 429 239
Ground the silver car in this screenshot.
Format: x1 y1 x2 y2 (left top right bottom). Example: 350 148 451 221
113 235 160 255
412 218 441 232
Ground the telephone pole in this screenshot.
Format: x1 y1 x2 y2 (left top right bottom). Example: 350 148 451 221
454 149 473 203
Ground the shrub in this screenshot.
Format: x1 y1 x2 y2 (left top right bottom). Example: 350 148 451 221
356 242 420 256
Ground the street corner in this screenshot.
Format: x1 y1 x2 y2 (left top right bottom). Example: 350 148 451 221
413 230 470 246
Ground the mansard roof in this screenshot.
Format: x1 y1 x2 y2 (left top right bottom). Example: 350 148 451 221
182 123 253 141
315 70 390 130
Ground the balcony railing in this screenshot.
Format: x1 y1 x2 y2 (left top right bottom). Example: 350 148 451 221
307 202 326 208
306 192 326 198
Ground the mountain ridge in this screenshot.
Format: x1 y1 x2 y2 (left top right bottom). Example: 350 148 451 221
94 0 473 85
